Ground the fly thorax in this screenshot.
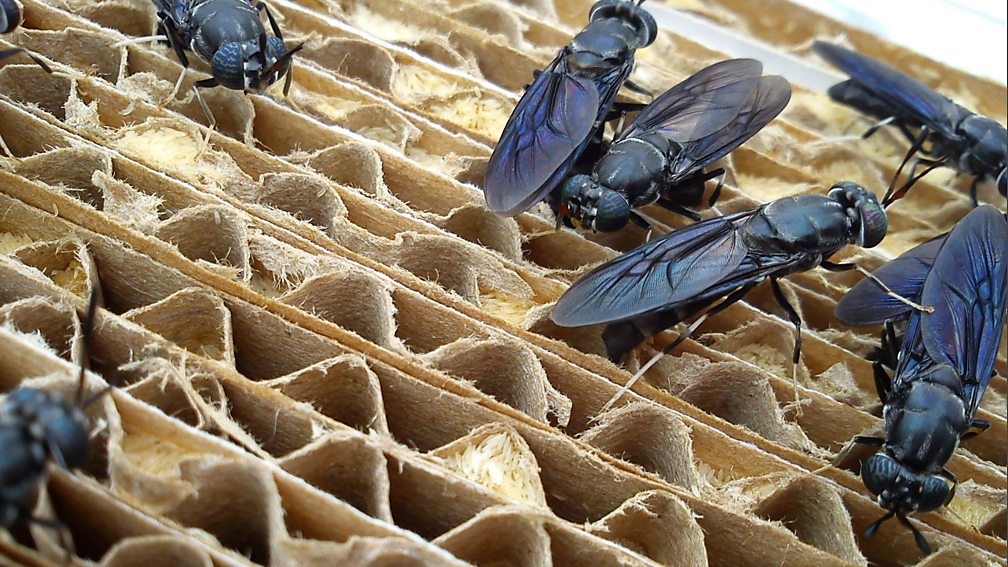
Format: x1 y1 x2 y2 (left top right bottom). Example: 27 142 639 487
887 372 966 473
957 115 1008 177
594 138 665 206
745 196 845 253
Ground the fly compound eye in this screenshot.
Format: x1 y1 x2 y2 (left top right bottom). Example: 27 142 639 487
211 42 247 90
1 0 20 34
631 7 657 48
588 0 623 21
862 453 900 498
264 36 291 82
593 191 631 232
562 175 589 207
917 475 952 512
828 181 887 248
856 198 888 248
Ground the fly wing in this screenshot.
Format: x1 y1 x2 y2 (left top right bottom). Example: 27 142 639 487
835 232 948 325
667 75 791 181
484 57 600 216
616 59 763 143
813 41 962 137
550 211 753 327
919 206 1008 418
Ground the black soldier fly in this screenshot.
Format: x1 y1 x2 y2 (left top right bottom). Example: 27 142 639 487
813 41 1007 207
551 182 897 412
483 0 656 217
1 289 105 552
0 0 51 71
150 0 303 127
559 59 792 231
834 205 1007 554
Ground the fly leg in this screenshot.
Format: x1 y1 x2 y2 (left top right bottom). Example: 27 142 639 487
606 102 647 139
623 79 653 99
871 321 898 402
860 115 897 140
770 277 808 416
831 434 883 468
961 418 991 440
254 1 285 40
155 13 193 109
939 468 960 506
883 126 951 206
600 282 757 414
27 514 76 562
0 47 52 72
968 175 983 207
821 261 933 313
655 196 701 222
628 211 654 241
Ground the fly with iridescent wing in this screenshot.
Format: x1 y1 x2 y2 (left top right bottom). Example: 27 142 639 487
558 59 791 232
814 41 1007 206
833 206 1007 554
551 182 889 367
483 0 657 217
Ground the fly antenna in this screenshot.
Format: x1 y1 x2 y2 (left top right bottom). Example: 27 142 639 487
896 513 932 555
864 510 895 538
273 43 303 96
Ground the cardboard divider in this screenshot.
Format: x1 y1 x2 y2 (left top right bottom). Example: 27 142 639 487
98 535 216 567
155 205 252 282
0 297 79 361
433 506 554 567
755 476 865 564
1 160 1003 562
279 432 394 522
431 422 549 508
123 287 236 367
266 355 390 435
423 337 572 426
0 183 988 565
581 402 701 492
4 0 1005 562
589 490 709 566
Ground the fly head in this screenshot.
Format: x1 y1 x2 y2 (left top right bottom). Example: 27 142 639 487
212 36 295 93
561 174 631 232
827 181 888 248
3 389 90 469
862 452 951 514
956 115 1008 193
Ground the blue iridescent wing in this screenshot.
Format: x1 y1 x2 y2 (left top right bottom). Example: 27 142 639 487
835 232 947 325
667 75 791 181
484 56 601 216
550 209 773 327
919 205 1008 418
616 59 764 144
813 41 963 138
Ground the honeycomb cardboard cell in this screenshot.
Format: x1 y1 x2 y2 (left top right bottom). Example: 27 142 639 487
1 0 1005 564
